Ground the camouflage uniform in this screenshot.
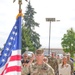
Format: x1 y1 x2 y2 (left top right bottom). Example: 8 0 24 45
57 58 62 75
30 62 55 75
29 48 55 75
21 63 30 75
21 63 55 75
67 60 74 75
57 58 62 64
22 50 55 75
48 57 58 75
66 53 74 75
21 52 30 75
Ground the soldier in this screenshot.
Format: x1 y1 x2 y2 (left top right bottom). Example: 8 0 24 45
48 52 58 75
21 52 29 67
66 53 74 75
56 55 62 64
30 48 55 75
43 56 48 63
30 49 54 75
21 52 34 75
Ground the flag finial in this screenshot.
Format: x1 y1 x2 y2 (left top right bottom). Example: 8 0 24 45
13 0 28 13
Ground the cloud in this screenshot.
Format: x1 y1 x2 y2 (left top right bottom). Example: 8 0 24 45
0 0 75 49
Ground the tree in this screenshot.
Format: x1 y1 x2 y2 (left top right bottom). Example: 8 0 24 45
61 28 75 57
22 1 41 53
22 25 36 53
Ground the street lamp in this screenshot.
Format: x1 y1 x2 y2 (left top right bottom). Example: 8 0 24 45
46 18 60 56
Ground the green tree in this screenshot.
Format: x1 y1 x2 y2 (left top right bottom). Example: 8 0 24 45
61 28 75 57
22 1 41 53
22 24 36 53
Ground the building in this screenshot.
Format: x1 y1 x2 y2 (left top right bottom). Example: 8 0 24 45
44 48 64 56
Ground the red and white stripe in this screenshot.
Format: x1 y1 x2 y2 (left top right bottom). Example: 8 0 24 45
0 49 21 75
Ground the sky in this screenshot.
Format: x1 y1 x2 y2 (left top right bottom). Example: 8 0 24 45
0 0 75 49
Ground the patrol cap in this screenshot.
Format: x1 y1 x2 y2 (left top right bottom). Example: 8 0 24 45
35 48 44 54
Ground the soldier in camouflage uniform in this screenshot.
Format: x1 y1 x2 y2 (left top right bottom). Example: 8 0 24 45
21 52 34 75
48 52 58 75
30 49 55 75
56 55 62 64
21 64 30 75
43 56 48 63
66 53 74 75
30 48 55 75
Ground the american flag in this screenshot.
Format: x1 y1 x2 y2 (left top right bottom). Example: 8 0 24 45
0 15 22 75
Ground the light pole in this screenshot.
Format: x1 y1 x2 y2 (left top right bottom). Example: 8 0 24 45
46 18 60 56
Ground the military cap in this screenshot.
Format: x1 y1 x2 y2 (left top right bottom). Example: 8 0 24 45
35 48 44 54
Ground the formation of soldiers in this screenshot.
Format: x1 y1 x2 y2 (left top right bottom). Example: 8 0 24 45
21 48 74 75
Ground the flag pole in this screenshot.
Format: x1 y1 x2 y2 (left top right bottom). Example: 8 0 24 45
18 0 22 13
13 0 22 13
18 0 22 49
13 0 28 50
13 0 23 49
13 2 22 74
